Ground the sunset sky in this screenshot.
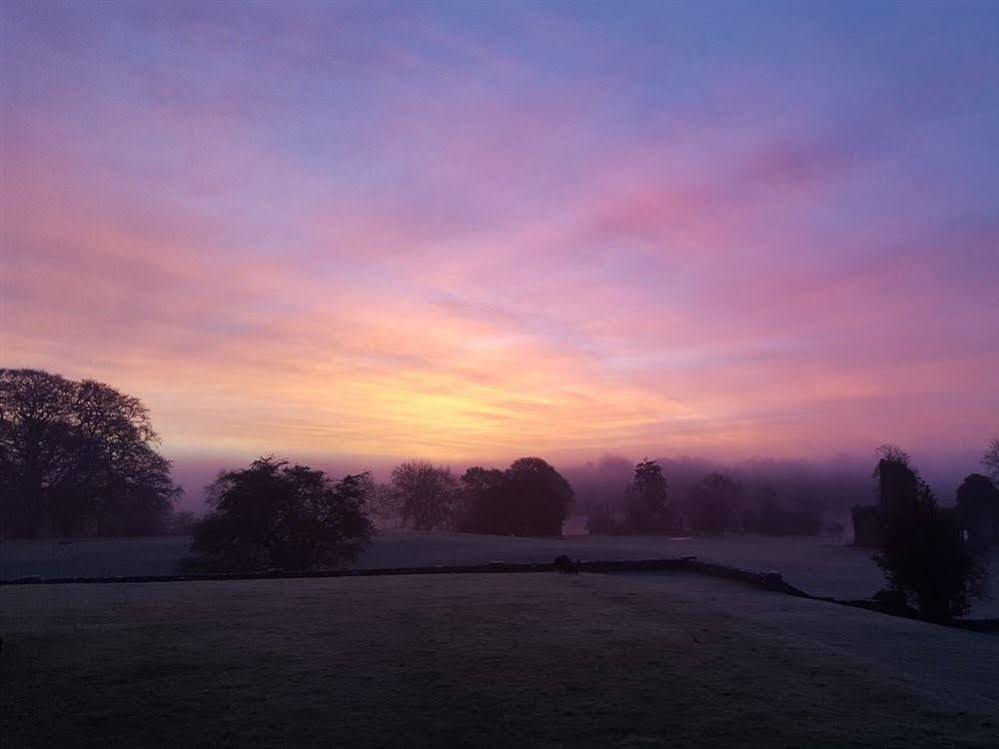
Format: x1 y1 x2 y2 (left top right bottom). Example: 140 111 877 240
3 1 998 473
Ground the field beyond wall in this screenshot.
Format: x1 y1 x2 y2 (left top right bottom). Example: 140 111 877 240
3 530 998 616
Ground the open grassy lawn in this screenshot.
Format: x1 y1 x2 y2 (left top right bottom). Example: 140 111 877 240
3 572 997 747
4 531 996 616
0 536 191 580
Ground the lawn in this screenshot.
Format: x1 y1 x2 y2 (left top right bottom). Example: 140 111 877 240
2 571 997 747
3 530 997 616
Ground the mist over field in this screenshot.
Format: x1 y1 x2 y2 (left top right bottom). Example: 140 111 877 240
167 450 980 515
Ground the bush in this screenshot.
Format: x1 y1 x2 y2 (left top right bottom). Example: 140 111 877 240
188 457 374 572
874 502 985 621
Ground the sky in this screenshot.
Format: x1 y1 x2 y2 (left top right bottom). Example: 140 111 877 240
2 1 998 478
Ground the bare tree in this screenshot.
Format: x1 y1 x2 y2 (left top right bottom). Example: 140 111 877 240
391 460 458 530
983 437 999 484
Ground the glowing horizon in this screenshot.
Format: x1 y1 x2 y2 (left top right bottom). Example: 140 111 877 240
3 2 998 467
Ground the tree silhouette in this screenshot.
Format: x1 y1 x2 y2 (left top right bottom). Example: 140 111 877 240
956 473 999 548
872 448 985 621
624 458 672 532
983 437 999 485
390 460 458 530
190 457 374 571
688 472 739 534
0 368 179 537
455 466 505 532
742 486 818 535
873 444 918 515
458 458 572 536
585 504 620 534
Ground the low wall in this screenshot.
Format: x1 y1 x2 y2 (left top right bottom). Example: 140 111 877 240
3 557 994 633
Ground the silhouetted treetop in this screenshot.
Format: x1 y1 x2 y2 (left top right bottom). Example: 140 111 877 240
624 458 672 533
458 458 572 536
190 457 374 571
390 460 457 531
870 448 985 621
983 438 999 484
0 368 179 537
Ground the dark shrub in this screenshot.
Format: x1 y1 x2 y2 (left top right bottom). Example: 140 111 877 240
189 457 374 571
871 447 986 621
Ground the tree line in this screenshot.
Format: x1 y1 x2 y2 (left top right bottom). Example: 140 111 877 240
375 458 573 536
4 368 997 623
583 459 820 536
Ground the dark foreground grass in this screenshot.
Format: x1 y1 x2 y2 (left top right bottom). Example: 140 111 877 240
2 572 997 748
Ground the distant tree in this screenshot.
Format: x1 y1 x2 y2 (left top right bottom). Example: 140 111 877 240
624 458 672 532
189 457 374 571
585 504 620 535
688 473 739 534
363 479 403 525
873 443 918 515
390 460 458 530
955 473 999 549
566 455 634 514
875 443 911 467
871 449 985 621
164 509 198 536
743 487 821 536
787 497 822 536
983 438 999 485
455 466 505 533
458 458 572 536
459 466 506 497
0 368 179 537
743 486 777 534
503 457 574 536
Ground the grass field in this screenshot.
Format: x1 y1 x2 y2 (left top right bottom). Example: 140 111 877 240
3 530 997 616
3 571 997 747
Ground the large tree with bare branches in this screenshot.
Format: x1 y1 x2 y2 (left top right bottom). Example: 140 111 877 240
0 368 180 537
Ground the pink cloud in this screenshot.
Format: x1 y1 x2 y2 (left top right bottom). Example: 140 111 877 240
3 2 997 470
